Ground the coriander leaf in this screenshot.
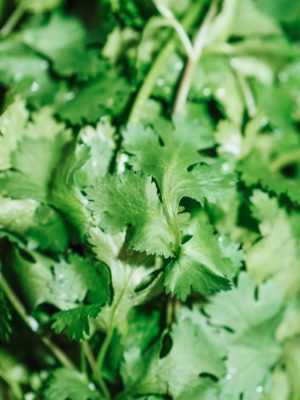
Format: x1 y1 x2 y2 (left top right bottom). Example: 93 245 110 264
23 13 103 79
0 97 28 171
52 304 103 341
276 298 300 341
0 100 70 202
57 72 131 124
283 336 300 400
123 118 217 214
44 368 100 400
239 151 300 205
192 162 237 204
50 254 111 306
87 171 174 257
50 118 114 236
23 13 86 62
246 190 300 297
76 117 116 187
9 249 76 310
164 221 234 300
0 198 68 252
255 0 300 23
0 289 12 342
10 249 110 311
50 141 91 237
0 134 67 202
0 39 58 106
125 317 225 397
17 0 62 13
0 198 38 234
191 55 244 124
88 227 162 327
231 0 281 37
206 273 284 400
206 272 283 333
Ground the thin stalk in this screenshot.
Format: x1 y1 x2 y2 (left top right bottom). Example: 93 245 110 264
0 3 25 37
270 148 300 172
80 344 88 374
0 274 75 370
154 1 193 57
162 196 181 256
128 1 204 125
0 372 23 400
82 342 110 400
95 273 133 399
95 325 113 399
173 0 219 114
236 73 257 117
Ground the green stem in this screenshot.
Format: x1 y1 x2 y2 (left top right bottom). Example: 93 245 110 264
0 372 23 400
82 342 109 399
270 148 300 172
0 3 25 37
95 322 114 400
0 274 75 370
128 1 204 124
236 73 257 117
173 0 219 114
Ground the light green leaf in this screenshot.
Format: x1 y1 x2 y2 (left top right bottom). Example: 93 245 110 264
10 250 110 311
44 368 100 400
58 73 131 124
52 304 103 341
247 190 300 297
23 13 102 78
0 198 68 252
125 317 225 397
87 172 174 257
0 97 28 171
206 273 283 400
88 226 162 328
123 118 216 214
164 221 234 300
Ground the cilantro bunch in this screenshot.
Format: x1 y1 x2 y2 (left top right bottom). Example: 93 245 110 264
0 0 300 399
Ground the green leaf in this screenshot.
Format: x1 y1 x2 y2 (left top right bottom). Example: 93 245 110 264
0 134 67 202
283 336 300 400
255 0 300 23
206 273 284 400
124 316 225 397
164 221 234 300
123 118 218 214
0 100 70 202
52 304 103 341
87 171 174 257
239 151 300 205
191 55 244 124
17 0 62 13
76 117 116 187
0 39 58 105
246 190 300 297
50 141 91 237
88 227 162 327
44 368 100 400
57 72 131 124
0 198 68 252
0 97 28 171
10 250 110 311
23 13 103 79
